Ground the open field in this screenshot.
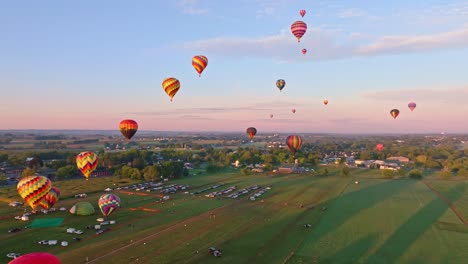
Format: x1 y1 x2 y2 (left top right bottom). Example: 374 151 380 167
2 170 468 264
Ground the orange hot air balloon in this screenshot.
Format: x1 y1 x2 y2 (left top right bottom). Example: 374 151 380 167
17 176 51 210
76 151 98 180
376 144 384 151
192 55 208 77
246 127 257 140
390 109 400 119
286 135 302 156
323 100 329 105
119 119 138 140
162 77 180 101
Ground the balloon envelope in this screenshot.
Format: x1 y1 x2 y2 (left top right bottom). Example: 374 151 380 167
192 55 208 77
162 77 180 101
302 48 307 55
39 187 60 210
119 119 138 140
276 79 285 92
246 127 257 139
98 194 121 217
286 135 302 155
376 144 384 151
390 109 400 119
9 252 61 264
291 21 307 42
17 176 51 210
292 109 296 114
408 102 416 111
299 9 306 17
76 151 98 180
323 100 329 105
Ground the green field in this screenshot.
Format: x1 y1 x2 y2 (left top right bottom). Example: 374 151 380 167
2 170 468 264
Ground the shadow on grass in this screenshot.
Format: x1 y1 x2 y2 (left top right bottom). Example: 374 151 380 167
366 183 468 264
297 180 416 256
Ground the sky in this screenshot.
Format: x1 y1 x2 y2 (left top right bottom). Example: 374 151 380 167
1 0 467 134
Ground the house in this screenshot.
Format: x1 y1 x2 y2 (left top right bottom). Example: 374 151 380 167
387 156 410 163
251 168 264 173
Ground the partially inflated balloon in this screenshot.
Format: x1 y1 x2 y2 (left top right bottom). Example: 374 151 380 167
376 144 384 151
408 102 416 111
162 77 180 101
119 119 138 140
9 252 61 264
276 79 285 92
323 100 329 105
192 55 208 77
246 127 257 140
98 194 121 217
390 109 400 119
39 187 60 210
302 48 307 55
299 9 306 17
76 151 98 180
17 176 51 210
286 135 302 156
291 21 307 42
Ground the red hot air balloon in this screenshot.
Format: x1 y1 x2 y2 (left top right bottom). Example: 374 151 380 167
299 9 306 17
390 109 400 119
408 102 416 111
292 109 296 114
8 252 61 264
286 135 302 156
270 114 273 119
119 119 138 140
376 144 384 151
192 55 208 77
162 77 180 101
246 127 257 140
302 48 307 55
291 21 307 42
323 99 329 105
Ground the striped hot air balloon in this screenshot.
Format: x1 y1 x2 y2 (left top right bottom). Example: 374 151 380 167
276 79 286 92
299 9 306 17
119 119 138 140
246 127 257 140
291 21 307 42
390 109 400 119
162 77 180 101
17 175 51 210
192 55 208 77
76 151 98 180
39 187 60 210
98 194 121 217
286 135 302 156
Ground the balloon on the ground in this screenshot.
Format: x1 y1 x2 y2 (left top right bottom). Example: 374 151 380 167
286 135 303 155
17 175 51 210
276 79 285 92
192 55 208 77
246 127 257 140
8 252 61 264
39 187 60 210
98 194 121 217
408 102 416 111
291 21 307 42
119 119 138 140
69 201 95 216
162 77 180 101
390 109 400 119
76 151 98 180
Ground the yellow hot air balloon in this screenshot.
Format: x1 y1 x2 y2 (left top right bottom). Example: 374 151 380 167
162 77 180 101
17 175 52 210
192 55 208 77
76 151 99 180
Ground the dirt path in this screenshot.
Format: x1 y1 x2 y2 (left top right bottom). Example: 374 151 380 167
423 181 468 224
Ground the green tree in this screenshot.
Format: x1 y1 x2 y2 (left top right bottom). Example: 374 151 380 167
458 168 468 178
438 169 453 180
56 165 77 180
408 169 422 179
142 165 159 181
21 167 36 178
382 169 395 179
240 168 251 176
340 166 350 177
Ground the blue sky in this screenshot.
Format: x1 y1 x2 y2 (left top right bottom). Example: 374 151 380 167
1 0 467 133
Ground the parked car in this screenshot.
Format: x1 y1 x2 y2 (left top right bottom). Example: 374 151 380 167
6 253 21 259
96 228 110 235
8 227 22 233
208 247 222 257
8 201 23 207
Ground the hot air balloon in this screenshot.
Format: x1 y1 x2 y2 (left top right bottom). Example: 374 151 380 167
299 9 306 17
246 127 257 140
276 79 286 92
408 102 416 111
291 21 307 42
8 252 61 264
376 144 384 151
390 109 400 119
162 77 180 101
39 187 60 210
119 119 138 140
192 55 208 77
17 176 51 210
302 48 307 55
98 194 121 217
323 100 329 105
76 151 98 180
270 114 273 119
292 109 296 114
286 135 302 156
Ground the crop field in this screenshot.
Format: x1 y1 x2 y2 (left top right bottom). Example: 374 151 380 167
1 170 468 264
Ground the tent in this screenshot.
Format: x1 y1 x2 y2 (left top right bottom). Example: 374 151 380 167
69 202 95 216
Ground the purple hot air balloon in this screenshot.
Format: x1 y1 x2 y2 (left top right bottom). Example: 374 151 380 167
408 102 416 111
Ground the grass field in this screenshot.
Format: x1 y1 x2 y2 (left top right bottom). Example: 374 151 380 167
1 169 468 264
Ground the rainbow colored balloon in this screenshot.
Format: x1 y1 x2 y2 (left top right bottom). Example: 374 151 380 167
192 55 208 77
390 109 400 119
76 151 98 180
162 77 181 102
286 135 303 156
246 127 257 140
119 119 138 140
291 21 307 42
98 194 121 217
39 187 60 210
17 176 52 210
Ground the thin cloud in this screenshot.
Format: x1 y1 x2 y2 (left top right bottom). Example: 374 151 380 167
338 8 366 18
362 87 468 103
177 0 208 15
